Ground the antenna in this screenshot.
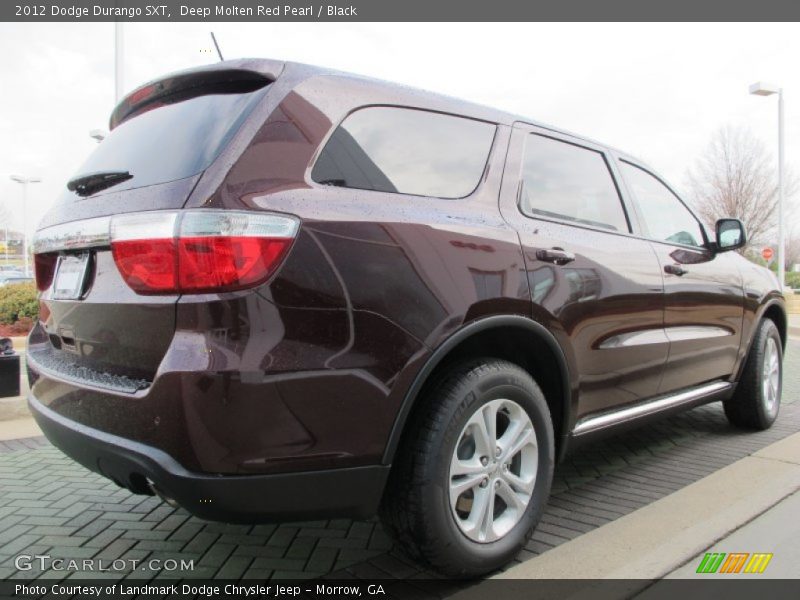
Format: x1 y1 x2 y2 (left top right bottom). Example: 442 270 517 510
210 32 224 61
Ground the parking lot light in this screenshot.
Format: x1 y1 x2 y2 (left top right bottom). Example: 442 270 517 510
9 174 42 277
749 81 785 291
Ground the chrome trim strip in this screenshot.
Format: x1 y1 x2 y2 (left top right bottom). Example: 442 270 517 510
665 325 731 342
572 381 731 435
599 325 732 349
33 216 111 254
32 210 302 255
598 329 669 349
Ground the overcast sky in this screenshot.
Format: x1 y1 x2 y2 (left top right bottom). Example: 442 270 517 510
1 22 799 237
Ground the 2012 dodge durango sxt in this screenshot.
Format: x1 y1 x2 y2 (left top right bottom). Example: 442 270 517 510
28 59 786 577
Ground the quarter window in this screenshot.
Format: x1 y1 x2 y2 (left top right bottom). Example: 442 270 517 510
311 107 496 198
620 162 705 248
520 134 629 232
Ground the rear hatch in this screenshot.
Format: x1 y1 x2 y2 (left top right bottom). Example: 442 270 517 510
31 68 272 387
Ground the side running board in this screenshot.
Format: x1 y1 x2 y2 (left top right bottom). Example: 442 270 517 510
572 381 732 436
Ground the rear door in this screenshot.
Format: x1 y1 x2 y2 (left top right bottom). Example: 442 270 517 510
615 159 744 392
500 125 668 421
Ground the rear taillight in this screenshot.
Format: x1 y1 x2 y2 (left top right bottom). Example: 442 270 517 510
110 210 299 295
34 253 58 291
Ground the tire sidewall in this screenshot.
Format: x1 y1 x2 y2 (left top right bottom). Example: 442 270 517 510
754 320 783 426
423 365 554 573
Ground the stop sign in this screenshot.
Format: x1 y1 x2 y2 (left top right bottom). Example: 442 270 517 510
762 247 774 261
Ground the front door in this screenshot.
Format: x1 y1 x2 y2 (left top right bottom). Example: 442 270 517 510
615 159 744 393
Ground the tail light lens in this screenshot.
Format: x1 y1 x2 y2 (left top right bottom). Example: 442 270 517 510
110 210 299 295
34 253 58 291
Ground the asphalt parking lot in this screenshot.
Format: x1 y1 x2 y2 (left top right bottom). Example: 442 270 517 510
1 339 799 585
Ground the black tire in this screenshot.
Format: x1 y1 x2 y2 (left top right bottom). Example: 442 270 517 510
724 319 783 430
380 359 554 578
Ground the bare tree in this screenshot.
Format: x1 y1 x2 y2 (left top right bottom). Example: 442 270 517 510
686 126 796 246
784 227 800 270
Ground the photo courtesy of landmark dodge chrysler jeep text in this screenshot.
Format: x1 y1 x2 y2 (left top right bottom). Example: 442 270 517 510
27 59 786 577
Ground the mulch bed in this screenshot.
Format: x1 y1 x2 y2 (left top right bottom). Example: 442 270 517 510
0 317 33 338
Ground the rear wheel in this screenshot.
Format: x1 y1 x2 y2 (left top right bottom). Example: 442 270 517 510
380 359 554 577
724 319 783 430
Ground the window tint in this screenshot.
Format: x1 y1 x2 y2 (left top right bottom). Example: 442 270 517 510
520 134 629 232
620 162 705 247
311 107 496 198
72 86 268 194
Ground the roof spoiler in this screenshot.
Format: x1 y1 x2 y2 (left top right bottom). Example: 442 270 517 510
109 59 284 130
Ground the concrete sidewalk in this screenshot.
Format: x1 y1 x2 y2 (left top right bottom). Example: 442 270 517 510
790 314 800 338
0 416 41 441
664 490 800 579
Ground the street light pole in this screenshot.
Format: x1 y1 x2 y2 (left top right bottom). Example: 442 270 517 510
749 81 786 291
778 89 785 292
115 22 124 103
9 175 42 278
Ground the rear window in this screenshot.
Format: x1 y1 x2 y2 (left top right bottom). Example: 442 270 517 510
311 106 496 198
69 84 268 194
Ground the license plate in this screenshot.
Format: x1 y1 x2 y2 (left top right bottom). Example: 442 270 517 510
52 254 90 300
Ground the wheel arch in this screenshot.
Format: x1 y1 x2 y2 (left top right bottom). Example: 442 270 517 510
735 297 787 382
382 315 574 465
762 301 787 349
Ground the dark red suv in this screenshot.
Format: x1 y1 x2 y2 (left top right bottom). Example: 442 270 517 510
28 59 786 577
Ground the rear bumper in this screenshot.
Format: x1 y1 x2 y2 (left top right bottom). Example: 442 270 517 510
29 393 390 523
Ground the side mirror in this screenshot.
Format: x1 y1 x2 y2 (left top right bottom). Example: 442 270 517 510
715 218 747 252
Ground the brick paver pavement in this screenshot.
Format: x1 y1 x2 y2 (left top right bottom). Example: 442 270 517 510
1 339 798 584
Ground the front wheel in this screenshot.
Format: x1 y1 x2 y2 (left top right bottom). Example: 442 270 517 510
380 359 554 577
724 318 783 430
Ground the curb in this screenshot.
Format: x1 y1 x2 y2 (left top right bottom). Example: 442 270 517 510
0 414 42 441
453 431 800 596
0 395 29 421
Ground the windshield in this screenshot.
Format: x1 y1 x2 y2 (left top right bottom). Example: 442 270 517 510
69 85 268 195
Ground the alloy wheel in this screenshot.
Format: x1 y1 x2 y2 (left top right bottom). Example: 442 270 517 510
449 398 538 543
762 336 781 416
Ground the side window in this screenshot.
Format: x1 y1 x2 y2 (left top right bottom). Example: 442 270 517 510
619 162 705 248
520 134 630 232
311 107 496 198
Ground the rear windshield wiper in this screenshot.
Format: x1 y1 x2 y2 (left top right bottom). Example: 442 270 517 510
67 170 133 196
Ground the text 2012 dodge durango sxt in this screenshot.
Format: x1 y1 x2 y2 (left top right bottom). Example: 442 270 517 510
28 58 785 577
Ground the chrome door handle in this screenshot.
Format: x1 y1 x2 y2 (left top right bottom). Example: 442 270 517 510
664 264 688 276
536 248 575 265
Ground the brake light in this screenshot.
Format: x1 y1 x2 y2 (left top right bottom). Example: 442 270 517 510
34 253 58 291
110 211 299 295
